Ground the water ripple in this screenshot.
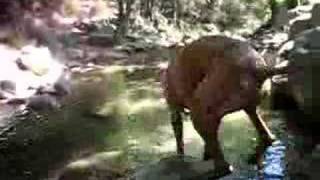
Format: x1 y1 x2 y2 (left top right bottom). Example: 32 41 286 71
262 140 286 180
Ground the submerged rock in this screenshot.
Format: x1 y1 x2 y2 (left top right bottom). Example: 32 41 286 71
57 151 128 180
131 156 216 180
272 25 320 180
289 3 320 38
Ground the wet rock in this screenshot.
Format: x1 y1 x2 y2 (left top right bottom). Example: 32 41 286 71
65 48 85 60
35 69 72 97
131 156 216 180
310 3 320 26
18 45 53 76
271 25 320 180
289 19 312 39
0 43 71 115
15 58 29 71
88 33 114 47
58 167 123 180
289 4 320 38
53 71 72 97
57 151 127 180
27 94 60 111
288 27 320 115
6 98 26 106
0 80 16 94
288 5 313 20
103 50 129 60
285 140 320 180
0 92 6 100
273 27 320 143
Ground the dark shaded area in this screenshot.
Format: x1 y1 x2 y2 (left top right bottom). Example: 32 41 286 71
0 110 123 180
271 83 318 149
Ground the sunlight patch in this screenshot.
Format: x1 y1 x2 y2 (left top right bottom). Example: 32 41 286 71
99 98 130 116
0 44 67 99
128 99 165 114
222 110 248 121
102 65 126 74
68 160 92 169
66 150 125 170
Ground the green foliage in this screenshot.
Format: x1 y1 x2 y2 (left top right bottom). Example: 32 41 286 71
218 0 246 30
106 0 272 42
271 0 302 9
197 0 271 31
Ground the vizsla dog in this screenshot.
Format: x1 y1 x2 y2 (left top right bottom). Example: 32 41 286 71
161 35 288 179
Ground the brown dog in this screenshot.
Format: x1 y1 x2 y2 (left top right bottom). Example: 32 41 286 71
161 35 288 179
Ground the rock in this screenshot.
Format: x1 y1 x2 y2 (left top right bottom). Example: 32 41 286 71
0 43 71 114
18 45 53 76
131 156 216 180
289 4 320 38
288 5 312 20
271 26 320 179
0 80 16 94
88 33 114 47
103 50 129 60
58 167 122 180
0 80 16 101
65 48 85 60
311 3 320 26
289 19 312 39
27 94 60 111
288 27 320 113
285 139 320 180
274 27 320 141
57 151 127 180
53 71 72 97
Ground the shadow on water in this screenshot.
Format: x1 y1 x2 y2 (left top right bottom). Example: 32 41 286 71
0 64 289 180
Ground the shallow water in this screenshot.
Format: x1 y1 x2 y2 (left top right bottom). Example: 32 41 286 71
0 65 290 180
263 141 286 180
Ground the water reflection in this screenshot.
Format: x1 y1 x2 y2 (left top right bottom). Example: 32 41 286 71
263 141 286 180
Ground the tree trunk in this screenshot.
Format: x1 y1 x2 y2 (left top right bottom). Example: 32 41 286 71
206 0 217 9
146 0 154 20
270 0 289 29
174 0 183 27
140 0 154 20
114 0 135 44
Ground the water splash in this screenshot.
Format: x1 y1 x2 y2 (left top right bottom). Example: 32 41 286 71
262 140 286 180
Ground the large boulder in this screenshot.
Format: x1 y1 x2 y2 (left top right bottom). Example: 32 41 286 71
310 3 320 26
288 27 320 119
289 3 320 38
273 27 320 142
271 26 320 180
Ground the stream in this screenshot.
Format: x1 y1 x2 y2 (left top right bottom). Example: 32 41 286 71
0 63 316 180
